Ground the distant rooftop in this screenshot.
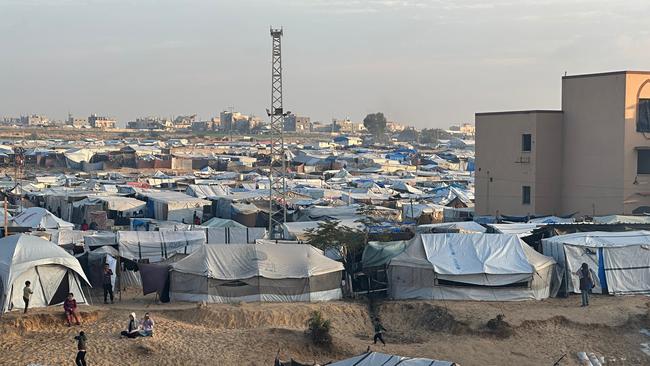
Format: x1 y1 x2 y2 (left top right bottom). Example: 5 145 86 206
562 70 650 80
475 110 563 116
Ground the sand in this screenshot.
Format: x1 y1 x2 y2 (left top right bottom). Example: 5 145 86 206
1 294 649 366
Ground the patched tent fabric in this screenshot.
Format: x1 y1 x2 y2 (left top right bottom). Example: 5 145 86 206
329 352 456 366
169 243 343 303
0 234 90 312
542 230 650 295
117 231 206 262
388 233 555 301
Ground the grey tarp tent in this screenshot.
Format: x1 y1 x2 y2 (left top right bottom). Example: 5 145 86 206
388 233 556 301
169 243 343 303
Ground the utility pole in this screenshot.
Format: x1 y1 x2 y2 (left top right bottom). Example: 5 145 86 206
267 27 289 239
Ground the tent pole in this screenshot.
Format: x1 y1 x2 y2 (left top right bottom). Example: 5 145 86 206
4 197 8 237
117 255 122 302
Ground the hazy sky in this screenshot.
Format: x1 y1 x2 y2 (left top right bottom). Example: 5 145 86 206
1 0 649 128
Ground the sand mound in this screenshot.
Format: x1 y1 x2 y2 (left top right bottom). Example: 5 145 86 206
380 302 469 335
1 310 100 334
485 314 513 338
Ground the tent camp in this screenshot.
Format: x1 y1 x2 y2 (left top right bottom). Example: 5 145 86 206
11 207 74 230
0 234 90 312
328 352 457 366
169 243 343 303
117 231 206 262
388 233 556 301
542 231 650 295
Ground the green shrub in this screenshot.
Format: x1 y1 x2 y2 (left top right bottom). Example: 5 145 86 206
306 310 332 346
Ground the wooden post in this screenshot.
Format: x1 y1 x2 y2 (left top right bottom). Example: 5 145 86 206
4 197 8 237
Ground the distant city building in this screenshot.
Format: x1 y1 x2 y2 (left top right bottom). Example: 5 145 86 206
192 118 218 132
67 114 88 128
127 117 171 130
283 113 311 132
449 123 475 137
21 114 49 126
386 121 406 132
332 118 366 133
173 115 196 130
88 114 116 129
1 116 22 126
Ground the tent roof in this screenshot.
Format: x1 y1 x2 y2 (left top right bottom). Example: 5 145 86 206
391 233 555 274
542 230 650 248
170 243 343 280
202 217 246 228
11 207 74 229
592 215 650 224
329 352 455 366
417 221 486 233
0 234 90 294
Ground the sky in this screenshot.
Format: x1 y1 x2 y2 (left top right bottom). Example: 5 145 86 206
1 0 650 129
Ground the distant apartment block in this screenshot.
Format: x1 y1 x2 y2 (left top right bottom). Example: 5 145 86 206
127 117 170 130
67 114 88 128
476 71 650 217
88 114 116 129
386 121 406 132
283 113 311 132
21 114 49 126
332 118 366 133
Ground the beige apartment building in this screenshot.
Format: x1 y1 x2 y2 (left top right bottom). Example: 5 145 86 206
476 71 650 217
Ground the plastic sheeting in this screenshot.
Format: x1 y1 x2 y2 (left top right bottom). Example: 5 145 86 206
206 227 266 244
542 231 650 295
329 352 456 366
11 207 74 230
117 231 206 262
389 233 556 301
0 234 90 312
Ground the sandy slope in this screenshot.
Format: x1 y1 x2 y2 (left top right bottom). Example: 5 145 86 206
0 295 649 366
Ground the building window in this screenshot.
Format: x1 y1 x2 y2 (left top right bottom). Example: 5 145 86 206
522 186 531 205
522 134 532 152
638 150 650 174
637 99 650 132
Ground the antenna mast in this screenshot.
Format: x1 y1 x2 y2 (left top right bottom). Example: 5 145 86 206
268 27 288 239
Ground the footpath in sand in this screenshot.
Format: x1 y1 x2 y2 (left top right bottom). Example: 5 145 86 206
0 295 649 366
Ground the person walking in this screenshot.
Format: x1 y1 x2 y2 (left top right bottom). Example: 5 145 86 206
74 331 87 366
372 317 386 345
22 281 33 314
576 262 594 307
103 263 114 304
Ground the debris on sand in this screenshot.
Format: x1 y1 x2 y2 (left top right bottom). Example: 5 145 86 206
485 314 513 338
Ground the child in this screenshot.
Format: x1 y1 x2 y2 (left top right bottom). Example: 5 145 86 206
373 317 386 346
23 281 33 314
64 293 81 326
74 331 87 366
139 312 155 337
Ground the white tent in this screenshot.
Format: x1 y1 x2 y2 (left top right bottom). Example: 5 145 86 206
416 221 486 234
329 352 456 366
282 219 364 241
488 223 543 238
169 243 344 303
542 231 650 295
11 207 74 230
388 233 556 301
117 230 206 262
0 234 90 312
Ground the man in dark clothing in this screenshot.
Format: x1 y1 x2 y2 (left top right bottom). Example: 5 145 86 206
372 317 386 345
103 263 114 304
74 331 87 366
576 262 594 307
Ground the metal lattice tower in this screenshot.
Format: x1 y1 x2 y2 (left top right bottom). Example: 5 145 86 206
268 27 287 239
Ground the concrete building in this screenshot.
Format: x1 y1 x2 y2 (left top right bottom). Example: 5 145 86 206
67 114 88 128
21 115 49 126
476 70 650 217
127 117 170 130
283 114 311 133
88 114 116 129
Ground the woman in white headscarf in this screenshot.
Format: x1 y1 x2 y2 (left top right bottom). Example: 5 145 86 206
120 312 140 338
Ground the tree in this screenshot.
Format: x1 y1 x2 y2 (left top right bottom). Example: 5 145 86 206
420 128 452 144
305 220 366 270
363 112 387 136
397 127 418 142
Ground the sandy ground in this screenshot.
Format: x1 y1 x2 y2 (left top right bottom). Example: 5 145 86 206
1 293 649 366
